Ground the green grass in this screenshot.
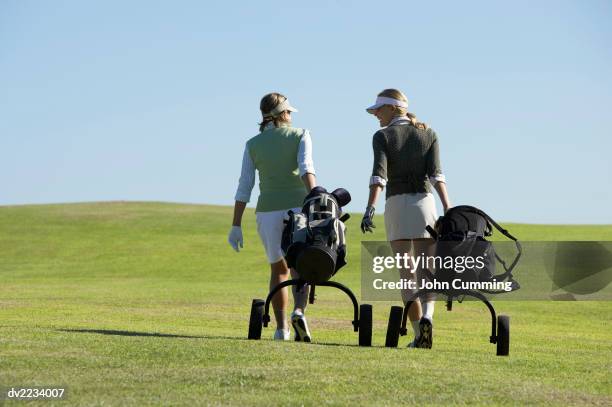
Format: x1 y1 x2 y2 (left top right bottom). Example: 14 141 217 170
0 202 611 406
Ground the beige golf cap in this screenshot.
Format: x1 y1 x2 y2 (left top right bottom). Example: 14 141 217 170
366 96 408 114
264 97 298 118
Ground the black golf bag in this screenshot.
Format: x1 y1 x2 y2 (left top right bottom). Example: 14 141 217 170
282 187 351 283
426 205 521 294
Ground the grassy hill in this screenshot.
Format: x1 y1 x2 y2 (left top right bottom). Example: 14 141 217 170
0 202 610 405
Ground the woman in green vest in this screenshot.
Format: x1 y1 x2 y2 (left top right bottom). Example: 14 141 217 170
229 93 317 341
361 88 452 349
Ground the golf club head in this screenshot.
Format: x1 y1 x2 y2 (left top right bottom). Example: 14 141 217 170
331 188 351 207
305 186 327 202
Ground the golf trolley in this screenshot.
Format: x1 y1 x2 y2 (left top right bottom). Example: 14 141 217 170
384 205 522 356
384 289 510 356
248 278 373 346
247 187 373 346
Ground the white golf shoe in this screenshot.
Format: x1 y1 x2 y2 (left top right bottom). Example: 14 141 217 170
273 329 290 341
415 317 433 349
291 310 311 342
407 318 434 349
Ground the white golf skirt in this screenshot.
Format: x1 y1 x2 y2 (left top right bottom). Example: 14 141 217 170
256 207 301 264
384 193 438 240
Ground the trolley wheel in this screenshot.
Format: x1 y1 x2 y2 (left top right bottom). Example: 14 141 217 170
358 304 373 347
248 299 265 340
385 306 403 348
496 315 510 356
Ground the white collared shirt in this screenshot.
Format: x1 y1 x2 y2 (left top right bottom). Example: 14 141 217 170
387 116 411 127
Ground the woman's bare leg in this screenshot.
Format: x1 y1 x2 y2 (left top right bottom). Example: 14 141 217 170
290 268 309 313
390 240 422 323
270 259 290 330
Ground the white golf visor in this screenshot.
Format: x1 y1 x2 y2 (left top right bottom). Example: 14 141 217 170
366 96 408 114
264 98 298 118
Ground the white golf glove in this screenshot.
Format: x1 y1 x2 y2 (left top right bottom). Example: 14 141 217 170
228 226 243 252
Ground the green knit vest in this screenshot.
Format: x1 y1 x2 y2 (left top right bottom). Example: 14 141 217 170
247 125 307 212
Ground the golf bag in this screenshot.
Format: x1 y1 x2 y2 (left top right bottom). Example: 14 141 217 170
282 187 351 283
426 205 521 294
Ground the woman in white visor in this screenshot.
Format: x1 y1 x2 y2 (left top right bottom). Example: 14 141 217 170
229 93 317 341
361 88 452 349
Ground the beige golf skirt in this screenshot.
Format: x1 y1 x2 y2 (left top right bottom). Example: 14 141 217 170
384 192 438 240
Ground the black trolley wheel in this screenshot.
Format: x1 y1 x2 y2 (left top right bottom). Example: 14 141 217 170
358 304 373 347
385 306 403 348
248 299 265 340
496 315 510 356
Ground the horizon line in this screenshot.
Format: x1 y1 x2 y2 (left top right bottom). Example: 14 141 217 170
1 199 611 226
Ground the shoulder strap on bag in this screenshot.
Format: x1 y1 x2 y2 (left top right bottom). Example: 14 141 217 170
458 206 522 286
453 205 518 242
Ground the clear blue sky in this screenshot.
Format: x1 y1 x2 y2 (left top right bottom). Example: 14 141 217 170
1 0 611 223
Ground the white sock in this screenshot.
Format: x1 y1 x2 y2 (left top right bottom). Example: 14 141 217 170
422 301 435 322
411 320 420 339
